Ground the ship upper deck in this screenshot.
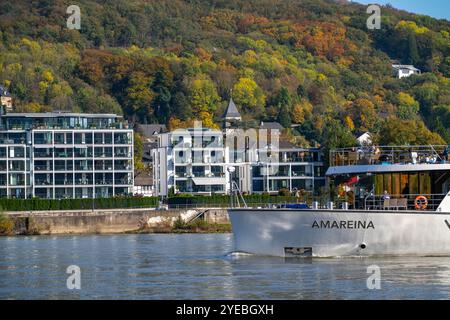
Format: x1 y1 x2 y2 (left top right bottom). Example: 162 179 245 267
326 145 450 176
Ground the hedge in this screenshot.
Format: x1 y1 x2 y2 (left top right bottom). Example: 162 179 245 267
0 194 310 211
168 194 301 207
0 197 159 211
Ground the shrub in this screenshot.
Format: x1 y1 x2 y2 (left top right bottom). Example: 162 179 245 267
0 212 14 235
278 188 291 196
173 216 188 230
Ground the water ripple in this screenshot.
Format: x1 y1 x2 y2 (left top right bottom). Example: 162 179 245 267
0 234 450 299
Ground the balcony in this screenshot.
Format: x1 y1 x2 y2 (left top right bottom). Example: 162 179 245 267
35 179 53 186
75 165 93 171
94 150 113 158
114 161 132 170
34 165 53 171
95 180 114 185
54 179 74 185
75 179 93 185
95 164 113 171
115 178 132 185
34 150 52 158
114 133 132 145
54 163 73 171
9 163 25 171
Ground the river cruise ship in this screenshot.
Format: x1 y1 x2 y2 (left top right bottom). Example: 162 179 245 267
228 145 450 257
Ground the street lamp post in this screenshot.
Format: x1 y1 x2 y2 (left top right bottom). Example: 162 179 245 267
227 166 235 208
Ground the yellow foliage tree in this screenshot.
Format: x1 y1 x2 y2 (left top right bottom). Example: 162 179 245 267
232 77 265 113
199 111 219 129
189 76 221 114
42 70 54 83
291 99 313 124
396 21 429 34
344 115 355 131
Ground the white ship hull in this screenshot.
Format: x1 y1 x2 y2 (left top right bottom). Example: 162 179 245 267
228 209 450 257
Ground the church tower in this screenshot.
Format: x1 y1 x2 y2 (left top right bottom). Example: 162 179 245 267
223 96 242 128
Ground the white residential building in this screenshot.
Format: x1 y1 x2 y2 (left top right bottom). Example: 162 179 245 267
0 110 134 199
392 64 421 79
152 99 325 197
153 128 229 196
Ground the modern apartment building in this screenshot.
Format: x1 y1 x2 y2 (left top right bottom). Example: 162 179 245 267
153 128 229 196
152 128 325 196
152 99 325 196
0 111 133 199
250 141 325 194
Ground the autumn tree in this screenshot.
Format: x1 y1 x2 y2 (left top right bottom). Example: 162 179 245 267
233 77 266 116
188 75 221 115
397 92 419 120
379 118 445 145
125 72 155 122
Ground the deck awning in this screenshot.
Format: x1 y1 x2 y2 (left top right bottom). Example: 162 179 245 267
192 177 226 185
326 164 450 176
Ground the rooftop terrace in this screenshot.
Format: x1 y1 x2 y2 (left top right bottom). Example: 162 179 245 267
0 112 130 131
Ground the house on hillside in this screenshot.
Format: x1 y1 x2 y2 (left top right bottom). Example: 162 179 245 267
0 86 13 113
133 170 154 197
392 64 421 79
357 132 373 146
135 123 167 166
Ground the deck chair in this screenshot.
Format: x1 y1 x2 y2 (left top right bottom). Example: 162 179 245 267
397 198 408 210
348 152 358 165
384 198 398 210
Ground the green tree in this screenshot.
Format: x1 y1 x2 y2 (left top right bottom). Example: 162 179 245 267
133 132 145 171
397 92 419 120
125 72 155 122
277 103 292 128
407 32 420 65
233 77 266 115
379 118 445 145
188 76 221 115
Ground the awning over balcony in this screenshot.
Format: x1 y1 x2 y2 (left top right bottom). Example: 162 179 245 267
192 177 226 185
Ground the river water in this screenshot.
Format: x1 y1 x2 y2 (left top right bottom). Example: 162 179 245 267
1 233 450 299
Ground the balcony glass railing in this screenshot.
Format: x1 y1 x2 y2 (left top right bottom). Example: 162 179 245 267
74 179 93 185
35 180 53 186
54 179 74 185
114 161 132 170
55 150 73 158
114 179 132 185
34 139 52 145
54 164 73 171
95 180 114 185
34 150 52 158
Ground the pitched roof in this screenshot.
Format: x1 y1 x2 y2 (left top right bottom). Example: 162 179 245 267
259 121 284 131
136 124 167 138
392 64 420 72
134 170 153 186
0 86 11 97
278 140 297 149
224 98 241 119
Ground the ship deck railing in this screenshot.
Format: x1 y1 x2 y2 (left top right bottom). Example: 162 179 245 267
168 192 446 212
330 145 450 167
361 193 445 211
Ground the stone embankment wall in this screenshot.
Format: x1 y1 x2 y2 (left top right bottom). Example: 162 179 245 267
4 208 229 235
203 209 230 224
